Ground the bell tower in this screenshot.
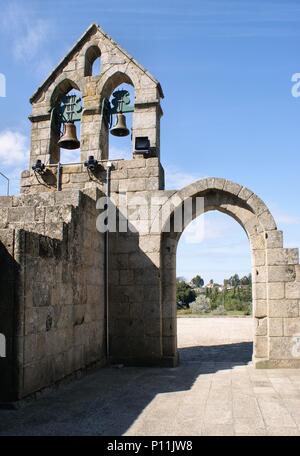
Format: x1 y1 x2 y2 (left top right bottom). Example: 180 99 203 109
22 23 164 194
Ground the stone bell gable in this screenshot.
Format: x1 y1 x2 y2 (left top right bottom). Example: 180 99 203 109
28 23 163 167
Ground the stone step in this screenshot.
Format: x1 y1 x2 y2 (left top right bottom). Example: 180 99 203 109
0 188 100 246
1 204 76 229
0 190 82 209
0 196 13 207
16 222 65 240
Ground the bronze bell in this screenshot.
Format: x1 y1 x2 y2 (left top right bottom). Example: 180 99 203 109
58 122 80 150
110 113 130 137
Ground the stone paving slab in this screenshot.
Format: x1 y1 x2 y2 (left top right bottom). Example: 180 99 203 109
0 317 300 436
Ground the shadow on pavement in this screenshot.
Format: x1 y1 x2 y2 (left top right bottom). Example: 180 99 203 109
0 342 252 436
179 341 253 365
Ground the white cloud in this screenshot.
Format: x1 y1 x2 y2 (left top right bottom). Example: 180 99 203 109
182 215 241 245
177 216 251 283
273 210 300 226
0 130 29 167
0 130 29 195
109 145 131 160
182 217 219 244
164 165 202 189
268 203 300 226
1 2 53 67
33 57 54 81
13 20 50 62
60 148 81 164
60 145 132 164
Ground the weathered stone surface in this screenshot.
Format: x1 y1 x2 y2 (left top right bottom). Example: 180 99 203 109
265 231 283 249
247 195 269 217
254 336 268 358
296 265 300 281
267 248 299 266
286 281 300 299
258 211 277 231
254 266 267 283
250 234 265 250
223 180 242 196
268 265 296 283
0 196 13 207
255 317 267 336
269 300 299 318
253 283 267 300
268 283 285 300
8 207 35 223
269 318 283 336
252 250 265 266
238 186 253 201
0 191 106 401
119 178 146 192
254 300 267 318
269 337 300 360
283 318 300 336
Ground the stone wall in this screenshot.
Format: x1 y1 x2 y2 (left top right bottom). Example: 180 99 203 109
108 229 163 365
20 157 164 195
17 170 300 370
259 245 300 367
0 189 106 401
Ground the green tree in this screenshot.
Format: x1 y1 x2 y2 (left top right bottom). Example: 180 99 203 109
228 274 240 287
240 275 250 286
176 280 196 309
191 275 204 288
209 287 220 310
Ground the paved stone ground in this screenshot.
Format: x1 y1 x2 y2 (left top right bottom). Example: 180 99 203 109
1 317 300 436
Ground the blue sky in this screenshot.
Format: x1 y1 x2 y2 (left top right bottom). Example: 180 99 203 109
0 0 300 283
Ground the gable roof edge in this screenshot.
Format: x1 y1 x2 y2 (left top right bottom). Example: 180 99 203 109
30 23 164 104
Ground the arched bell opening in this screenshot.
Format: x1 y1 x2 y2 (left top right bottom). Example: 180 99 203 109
99 72 135 160
108 83 135 160
49 80 83 165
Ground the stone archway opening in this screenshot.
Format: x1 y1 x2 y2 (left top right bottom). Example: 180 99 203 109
58 87 82 164
108 82 135 161
48 79 83 165
158 178 285 368
176 210 254 367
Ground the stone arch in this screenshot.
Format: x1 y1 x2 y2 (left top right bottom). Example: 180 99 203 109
46 79 82 164
158 177 299 368
50 78 81 106
84 45 101 77
99 69 135 101
91 70 135 161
